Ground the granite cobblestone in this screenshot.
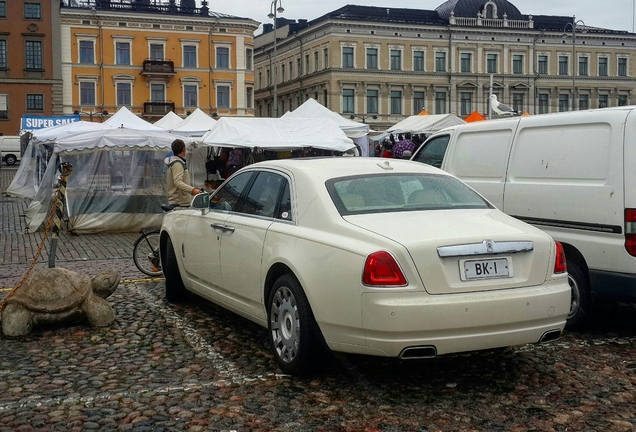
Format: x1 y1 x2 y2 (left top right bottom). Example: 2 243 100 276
1 164 636 431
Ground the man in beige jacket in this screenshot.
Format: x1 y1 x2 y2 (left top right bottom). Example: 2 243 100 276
165 139 201 206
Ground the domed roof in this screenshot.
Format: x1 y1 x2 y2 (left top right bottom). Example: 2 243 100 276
436 0 524 21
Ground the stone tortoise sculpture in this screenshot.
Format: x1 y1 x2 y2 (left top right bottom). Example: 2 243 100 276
1 268 119 337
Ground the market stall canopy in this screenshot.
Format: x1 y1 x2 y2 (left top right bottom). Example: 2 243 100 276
103 106 165 131
200 117 355 152
388 113 466 134
154 111 184 129
169 108 218 137
54 126 187 154
30 120 115 144
282 98 369 139
464 111 487 122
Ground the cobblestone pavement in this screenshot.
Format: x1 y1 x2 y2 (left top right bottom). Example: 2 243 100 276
1 165 636 431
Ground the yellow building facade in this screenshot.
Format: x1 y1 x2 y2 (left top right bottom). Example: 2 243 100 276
60 1 259 122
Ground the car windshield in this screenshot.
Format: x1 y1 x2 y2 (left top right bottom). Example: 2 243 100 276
327 173 492 215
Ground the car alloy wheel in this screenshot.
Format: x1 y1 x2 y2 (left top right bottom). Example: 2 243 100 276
270 285 300 364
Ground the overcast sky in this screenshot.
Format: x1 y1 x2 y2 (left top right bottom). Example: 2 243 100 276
209 0 635 33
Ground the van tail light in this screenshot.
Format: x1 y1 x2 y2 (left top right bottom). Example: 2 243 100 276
554 241 567 274
363 251 407 286
626 209 636 257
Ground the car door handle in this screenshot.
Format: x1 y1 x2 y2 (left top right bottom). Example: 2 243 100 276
210 223 235 233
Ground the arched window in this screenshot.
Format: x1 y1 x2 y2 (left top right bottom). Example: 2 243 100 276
483 1 498 19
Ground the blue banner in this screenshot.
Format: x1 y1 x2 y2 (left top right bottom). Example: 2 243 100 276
21 115 81 131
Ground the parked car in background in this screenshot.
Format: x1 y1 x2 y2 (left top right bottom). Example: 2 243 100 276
0 135 21 165
411 107 636 330
159 158 570 375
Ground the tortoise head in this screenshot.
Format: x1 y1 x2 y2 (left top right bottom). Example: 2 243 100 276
91 269 120 298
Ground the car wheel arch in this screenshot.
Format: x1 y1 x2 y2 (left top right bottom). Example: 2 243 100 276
264 263 295 308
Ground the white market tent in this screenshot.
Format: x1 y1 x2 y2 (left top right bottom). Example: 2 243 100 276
25 127 190 234
388 113 466 135
200 117 355 152
6 121 116 198
169 108 218 137
153 111 184 129
104 106 166 131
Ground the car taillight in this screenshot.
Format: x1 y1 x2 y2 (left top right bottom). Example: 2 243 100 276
554 241 567 274
363 251 407 286
626 209 636 257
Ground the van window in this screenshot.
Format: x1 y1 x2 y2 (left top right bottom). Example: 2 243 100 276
411 135 450 168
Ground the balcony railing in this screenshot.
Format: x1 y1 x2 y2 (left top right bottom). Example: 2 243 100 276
143 101 175 116
141 59 176 76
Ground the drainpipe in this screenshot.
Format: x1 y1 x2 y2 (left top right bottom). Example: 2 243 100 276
93 9 105 120
293 31 303 106
447 25 453 113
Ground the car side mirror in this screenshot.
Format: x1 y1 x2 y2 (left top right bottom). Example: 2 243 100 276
191 192 210 214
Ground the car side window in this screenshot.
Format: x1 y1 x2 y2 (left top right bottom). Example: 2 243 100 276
411 135 451 168
239 171 285 218
210 172 253 212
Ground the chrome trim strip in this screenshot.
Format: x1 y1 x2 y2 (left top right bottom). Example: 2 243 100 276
437 240 534 258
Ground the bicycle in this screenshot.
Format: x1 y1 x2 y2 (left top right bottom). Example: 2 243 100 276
132 203 180 277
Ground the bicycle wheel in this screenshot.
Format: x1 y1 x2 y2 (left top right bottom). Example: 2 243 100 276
133 231 163 277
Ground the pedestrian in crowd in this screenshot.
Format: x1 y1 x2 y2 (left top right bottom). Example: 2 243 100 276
393 132 416 159
166 139 200 206
226 147 244 176
382 140 393 158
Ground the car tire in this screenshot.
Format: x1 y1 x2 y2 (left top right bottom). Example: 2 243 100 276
565 258 592 331
5 155 17 165
164 236 186 303
267 274 326 376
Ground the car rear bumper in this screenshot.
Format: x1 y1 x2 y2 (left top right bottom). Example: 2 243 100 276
326 278 570 358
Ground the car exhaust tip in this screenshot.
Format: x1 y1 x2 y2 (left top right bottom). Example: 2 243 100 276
399 345 437 359
538 329 562 343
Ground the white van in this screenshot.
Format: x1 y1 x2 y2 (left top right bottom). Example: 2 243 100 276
411 107 636 329
0 135 21 165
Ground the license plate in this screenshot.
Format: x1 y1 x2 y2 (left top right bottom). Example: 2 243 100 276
463 258 510 280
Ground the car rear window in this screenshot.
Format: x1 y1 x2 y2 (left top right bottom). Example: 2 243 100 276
327 173 492 215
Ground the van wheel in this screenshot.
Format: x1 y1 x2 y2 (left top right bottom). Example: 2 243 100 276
5 155 16 165
565 259 591 331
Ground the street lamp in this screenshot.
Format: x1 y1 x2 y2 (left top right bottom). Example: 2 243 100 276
563 15 587 111
349 114 377 123
268 0 284 117
74 109 109 122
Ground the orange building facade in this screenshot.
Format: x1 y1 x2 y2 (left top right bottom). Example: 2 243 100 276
60 1 259 122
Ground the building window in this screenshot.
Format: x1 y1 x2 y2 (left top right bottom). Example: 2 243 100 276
367 89 378 114
297 58 301 77
216 47 229 69
26 94 43 111
366 48 378 69
460 92 472 116
266 69 270 86
151 83 165 102
116 82 131 106
183 84 197 107
0 40 6 69
460 53 471 73
342 89 354 113
413 91 425 114
150 43 163 60
487 54 497 73
598 57 608 76
217 85 230 108
538 55 548 75
0 94 7 119
288 60 293 79
246 87 253 109
435 91 446 113
390 90 402 114
342 47 354 68
435 52 446 72
618 58 627 76
80 82 95 106
79 40 94 64
116 42 130 65
578 94 589 110
512 93 524 113
183 45 197 67
618 94 628 106
313 51 318 72
513 55 523 74
323 48 328 69
281 64 285 82
579 57 588 76
390 50 401 70
538 93 549 114
0 1 5 17
413 50 424 71
558 94 569 112
246 48 253 70
305 54 309 75
25 41 42 70
599 94 609 108
558 56 569 75
24 2 41 19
